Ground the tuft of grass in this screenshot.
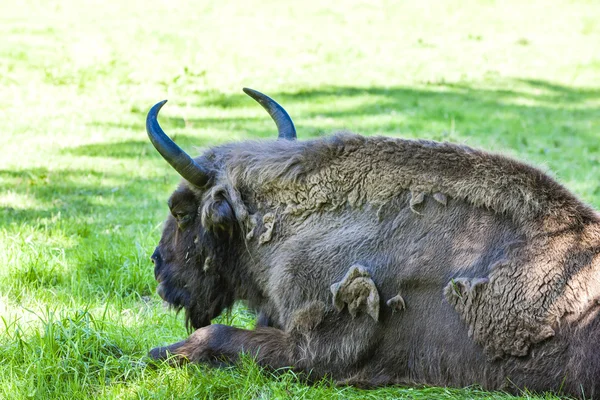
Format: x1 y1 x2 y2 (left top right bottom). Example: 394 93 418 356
1 0 599 398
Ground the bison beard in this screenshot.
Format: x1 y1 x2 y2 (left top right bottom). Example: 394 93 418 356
144 89 600 399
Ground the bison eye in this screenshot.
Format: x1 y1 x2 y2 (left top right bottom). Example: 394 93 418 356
175 213 193 227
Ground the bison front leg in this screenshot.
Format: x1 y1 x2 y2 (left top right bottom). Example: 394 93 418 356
149 324 294 369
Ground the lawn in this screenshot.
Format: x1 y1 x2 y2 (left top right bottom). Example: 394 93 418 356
1 0 599 398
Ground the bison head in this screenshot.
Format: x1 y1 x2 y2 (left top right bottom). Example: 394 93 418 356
146 88 295 329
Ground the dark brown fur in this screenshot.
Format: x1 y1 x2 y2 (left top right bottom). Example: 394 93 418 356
150 133 600 399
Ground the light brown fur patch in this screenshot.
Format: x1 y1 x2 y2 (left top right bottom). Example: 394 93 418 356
386 294 406 312
409 191 425 214
259 213 276 244
331 264 380 322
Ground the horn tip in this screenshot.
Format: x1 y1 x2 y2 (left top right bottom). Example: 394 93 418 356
243 88 270 107
147 100 169 121
242 87 261 99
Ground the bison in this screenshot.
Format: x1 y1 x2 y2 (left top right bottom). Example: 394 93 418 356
145 88 600 399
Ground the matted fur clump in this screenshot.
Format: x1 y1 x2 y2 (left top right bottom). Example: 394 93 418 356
145 90 600 399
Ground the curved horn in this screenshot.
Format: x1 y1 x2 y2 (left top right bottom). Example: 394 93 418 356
243 88 296 140
146 100 211 187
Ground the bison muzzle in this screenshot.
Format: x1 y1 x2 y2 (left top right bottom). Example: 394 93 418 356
145 88 600 399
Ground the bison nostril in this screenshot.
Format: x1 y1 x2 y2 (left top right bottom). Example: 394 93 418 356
151 247 162 264
151 247 163 281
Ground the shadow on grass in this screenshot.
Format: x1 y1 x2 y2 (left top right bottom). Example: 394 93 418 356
515 78 600 101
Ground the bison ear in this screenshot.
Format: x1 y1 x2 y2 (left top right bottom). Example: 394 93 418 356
201 190 236 237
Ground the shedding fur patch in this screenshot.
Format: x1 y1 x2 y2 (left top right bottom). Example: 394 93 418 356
445 277 489 304
409 191 425 214
259 213 276 244
331 264 380 322
246 214 258 240
445 274 556 359
433 192 447 206
386 294 406 312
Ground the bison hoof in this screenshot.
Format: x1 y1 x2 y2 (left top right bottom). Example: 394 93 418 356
147 340 189 365
148 346 171 360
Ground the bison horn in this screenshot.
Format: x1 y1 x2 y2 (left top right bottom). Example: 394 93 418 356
146 100 211 188
243 88 296 140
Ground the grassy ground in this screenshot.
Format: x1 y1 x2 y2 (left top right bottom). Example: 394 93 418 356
1 0 599 398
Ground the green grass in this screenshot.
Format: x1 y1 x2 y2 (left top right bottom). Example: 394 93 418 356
1 0 599 398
